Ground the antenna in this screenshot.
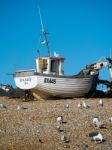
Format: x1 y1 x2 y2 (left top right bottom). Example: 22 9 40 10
38 6 44 32
38 6 51 57
37 49 40 57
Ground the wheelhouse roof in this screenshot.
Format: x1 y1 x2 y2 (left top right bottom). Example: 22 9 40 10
36 56 65 60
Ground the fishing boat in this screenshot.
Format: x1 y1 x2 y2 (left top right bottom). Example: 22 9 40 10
14 64 99 98
13 8 102 98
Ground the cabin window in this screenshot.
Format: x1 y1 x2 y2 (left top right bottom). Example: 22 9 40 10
42 59 47 69
39 59 47 70
51 60 59 73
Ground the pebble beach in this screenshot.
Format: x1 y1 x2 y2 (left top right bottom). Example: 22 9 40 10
0 97 112 150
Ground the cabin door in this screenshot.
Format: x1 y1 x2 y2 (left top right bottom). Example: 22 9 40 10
51 60 59 74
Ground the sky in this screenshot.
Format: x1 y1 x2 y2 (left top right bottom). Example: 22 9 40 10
0 0 112 89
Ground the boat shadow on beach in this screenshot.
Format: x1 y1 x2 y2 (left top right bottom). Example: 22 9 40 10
1 88 111 101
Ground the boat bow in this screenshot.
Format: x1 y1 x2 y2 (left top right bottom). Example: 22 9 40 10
14 70 38 90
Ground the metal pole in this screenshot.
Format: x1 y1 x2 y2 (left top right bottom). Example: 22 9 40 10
38 6 51 57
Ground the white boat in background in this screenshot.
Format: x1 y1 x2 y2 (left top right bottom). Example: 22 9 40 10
13 7 107 99
106 58 112 81
0 83 12 92
109 67 112 80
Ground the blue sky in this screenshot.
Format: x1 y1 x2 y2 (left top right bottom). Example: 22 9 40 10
0 0 112 89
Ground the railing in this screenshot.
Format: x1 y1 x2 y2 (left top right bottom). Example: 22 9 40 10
14 69 36 77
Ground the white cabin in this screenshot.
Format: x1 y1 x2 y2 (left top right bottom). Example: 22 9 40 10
35 56 65 75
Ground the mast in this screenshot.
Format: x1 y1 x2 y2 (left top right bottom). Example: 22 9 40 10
38 6 51 57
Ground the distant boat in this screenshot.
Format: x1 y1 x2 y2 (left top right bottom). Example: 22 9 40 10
13 7 101 98
0 84 11 92
106 58 112 80
109 66 112 80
